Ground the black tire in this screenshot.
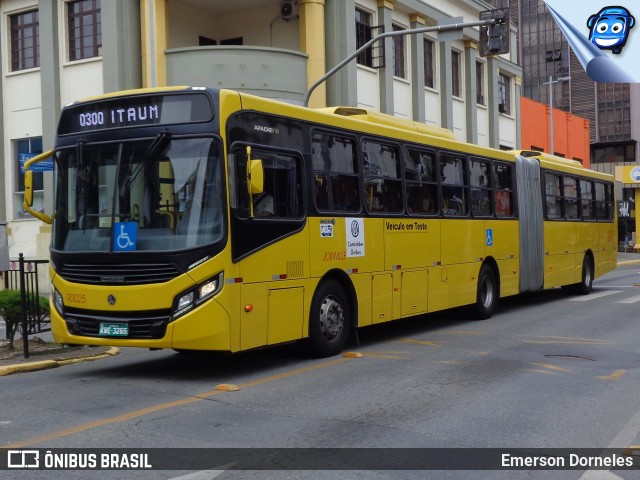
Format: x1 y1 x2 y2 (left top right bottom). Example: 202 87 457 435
474 264 498 320
575 256 594 295
308 279 350 357
562 255 594 295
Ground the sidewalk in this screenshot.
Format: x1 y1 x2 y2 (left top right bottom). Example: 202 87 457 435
617 250 640 264
0 335 118 376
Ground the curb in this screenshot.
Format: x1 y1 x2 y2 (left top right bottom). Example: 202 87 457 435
0 347 119 377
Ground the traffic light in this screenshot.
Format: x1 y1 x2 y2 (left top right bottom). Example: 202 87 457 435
479 8 510 57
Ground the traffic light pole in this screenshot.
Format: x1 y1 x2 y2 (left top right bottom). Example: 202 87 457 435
303 18 500 108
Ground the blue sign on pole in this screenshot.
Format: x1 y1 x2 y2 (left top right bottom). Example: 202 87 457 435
19 153 53 173
486 228 494 247
113 222 138 251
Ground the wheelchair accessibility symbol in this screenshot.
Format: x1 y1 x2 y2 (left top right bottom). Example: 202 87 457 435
486 228 493 247
114 222 137 251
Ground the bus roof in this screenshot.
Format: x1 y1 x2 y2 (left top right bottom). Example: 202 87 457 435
316 107 457 140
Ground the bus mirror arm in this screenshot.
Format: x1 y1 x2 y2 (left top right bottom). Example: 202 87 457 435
23 150 53 224
245 146 264 218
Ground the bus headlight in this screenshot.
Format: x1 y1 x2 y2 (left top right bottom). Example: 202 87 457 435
176 292 194 311
53 287 64 315
171 272 223 320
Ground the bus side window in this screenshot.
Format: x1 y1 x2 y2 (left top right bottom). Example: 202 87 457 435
564 176 579 220
580 179 594 220
362 139 402 214
494 162 514 218
235 148 303 219
312 132 360 213
594 181 613 221
470 158 492 217
404 148 438 215
545 172 562 219
439 153 467 216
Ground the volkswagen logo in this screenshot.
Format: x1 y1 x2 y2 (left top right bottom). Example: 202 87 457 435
351 220 360 237
107 295 116 306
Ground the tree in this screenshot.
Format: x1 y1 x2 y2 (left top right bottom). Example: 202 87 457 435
0 290 50 350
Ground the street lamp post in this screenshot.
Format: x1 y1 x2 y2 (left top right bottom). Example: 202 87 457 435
543 75 571 155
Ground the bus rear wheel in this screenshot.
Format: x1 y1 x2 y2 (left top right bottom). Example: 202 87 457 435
308 279 350 357
474 264 497 320
563 255 593 295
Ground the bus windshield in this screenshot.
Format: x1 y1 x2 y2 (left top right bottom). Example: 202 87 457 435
52 136 225 253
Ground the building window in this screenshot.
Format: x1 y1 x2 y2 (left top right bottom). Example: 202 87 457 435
68 0 102 61
392 24 406 79
10 10 39 71
498 73 511 114
451 50 461 98
591 142 636 163
355 8 373 67
476 61 485 105
424 38 435 89
15 137 44 219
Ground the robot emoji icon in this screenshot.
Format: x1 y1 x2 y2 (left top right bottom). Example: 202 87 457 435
587 6 635 54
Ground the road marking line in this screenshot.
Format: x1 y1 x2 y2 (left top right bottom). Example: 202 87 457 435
2 356 351 449
439 331 485 335
169 465 235 480
579 401 640 479
361 353 408 360
529 335 615 343
398 338 441 347
524 369 559 375
569 290 622 301
528 362 572 373
525 340 611 345
596 370 626 381
523 336 615 346
615 294 640 304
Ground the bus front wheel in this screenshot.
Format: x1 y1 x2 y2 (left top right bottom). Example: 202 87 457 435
475 264 498 320
308 279 350 357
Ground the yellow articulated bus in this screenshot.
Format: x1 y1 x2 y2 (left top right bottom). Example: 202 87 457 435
23 87 616 357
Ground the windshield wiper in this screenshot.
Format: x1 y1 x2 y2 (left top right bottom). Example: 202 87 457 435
126 131 172 190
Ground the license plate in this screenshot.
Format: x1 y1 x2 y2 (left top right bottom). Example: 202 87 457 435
98 323 129 337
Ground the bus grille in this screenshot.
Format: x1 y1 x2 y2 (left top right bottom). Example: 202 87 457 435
64 308 171 339
58 262 182 285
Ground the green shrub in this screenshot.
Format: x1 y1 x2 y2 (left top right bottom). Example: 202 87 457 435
0 290 50 349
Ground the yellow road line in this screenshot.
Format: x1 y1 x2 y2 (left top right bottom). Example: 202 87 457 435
525 336 615 344
528 362 572 373
596 369 626 381
361 353 408 360
2 356 351 449
398 338 441 347
439 331 485 335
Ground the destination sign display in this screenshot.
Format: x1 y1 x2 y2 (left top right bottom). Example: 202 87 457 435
58 92 214 135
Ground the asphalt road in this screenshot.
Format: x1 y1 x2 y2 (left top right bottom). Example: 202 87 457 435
2 260 640 479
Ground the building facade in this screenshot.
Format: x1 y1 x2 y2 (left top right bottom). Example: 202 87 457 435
1 0 522 259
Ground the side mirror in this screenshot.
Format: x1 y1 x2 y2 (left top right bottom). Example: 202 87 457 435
23 150 53 224
246 146 265 218
248 159 264 195
24 170 34 207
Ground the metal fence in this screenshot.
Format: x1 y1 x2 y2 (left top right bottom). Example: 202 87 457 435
1 254 50 357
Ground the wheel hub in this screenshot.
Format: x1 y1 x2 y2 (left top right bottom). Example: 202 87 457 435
319 296 344 341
